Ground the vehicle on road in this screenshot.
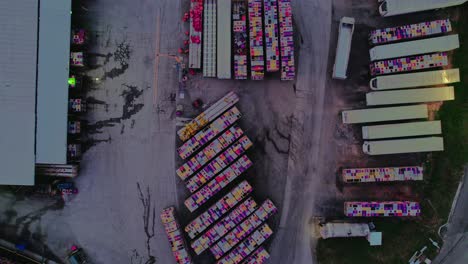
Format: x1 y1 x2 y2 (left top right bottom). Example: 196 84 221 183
68 246 89 264
333 17 355 80
362 137 444 155
366 87 455 105
369 69 460 90
362 121 442 139
378 0 468 17
342 104 428 124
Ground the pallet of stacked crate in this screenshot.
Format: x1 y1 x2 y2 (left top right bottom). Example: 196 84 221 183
185 181 254 239
177 126 244 180
369 19 452 45
189 0 203 69
177 107 242 159
370 52 448 76
344 201 421 217
263 0 280 72
278 0 295 80
210 200 278 259
160 207 193 264
233 0 248 80
191 197 258 255
203 0 217 77
178 92 239 141
248 0 265 80
185 136 253 191
343 166 423 183
216 224 274 264
243 247 270 264
185 155 253 212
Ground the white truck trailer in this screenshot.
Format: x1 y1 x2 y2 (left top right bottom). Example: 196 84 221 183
333 17 355 80
366 87 455 106
363 137 444 155
342 104 428 124
379 0 468 17
362 121 442 139
369 69 460 90
217 0 232 79
369 34 459 61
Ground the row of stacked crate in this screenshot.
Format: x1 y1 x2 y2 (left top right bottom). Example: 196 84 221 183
263 0 280 72
370 52 449 76
243 247 270 264
185 155 253 212
203 0 217 77
217 224 274 264
211 200 278 259
233 0 249 80
177 126 244 180
342 166 424 183
189 0 203 69
177 92 239 142
185 136 253 192
192 197 258 255
369 19 452 45
160 207 193 264
177 107 242 159
248 0 265 80
278 0 295 80
185 181 253 239
345 201 421 217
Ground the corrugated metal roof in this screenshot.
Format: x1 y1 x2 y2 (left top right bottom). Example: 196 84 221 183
0 0 38 185
36 0 71 164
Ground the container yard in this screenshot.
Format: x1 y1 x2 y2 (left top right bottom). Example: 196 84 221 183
278 0 295 80
369 52 449 76
345 201 421 217
189 0 203 69
233 0 248 80
248 0 265 80
342 166 424 183
263 0 280 72
161 207 193 264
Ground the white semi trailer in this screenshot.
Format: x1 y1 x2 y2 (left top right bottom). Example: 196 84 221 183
363 137 444 155
379 0 468 17
369 34 459 61
362 121 442 140
333 17 355 80
366 87 455 105
342 104 428 124
369 69 460 90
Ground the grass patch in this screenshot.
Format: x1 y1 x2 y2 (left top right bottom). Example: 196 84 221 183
317 6 468 264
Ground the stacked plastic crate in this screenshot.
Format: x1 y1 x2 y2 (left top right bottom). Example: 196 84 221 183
278 0 295 80
184 155 253 212
189 0 203 69
216 224 274 264
370 52 449 76
160 207 193 264
191 197 258 255
243 247 270 264
248 0 265 80
185 181 254 239
203 0 217 77
71 29 86 45
264 0 280 72
210 200 278 259
343 166 424 183
369 19 452 45
345 201 421 217
233 0 248 80
177 107 242 159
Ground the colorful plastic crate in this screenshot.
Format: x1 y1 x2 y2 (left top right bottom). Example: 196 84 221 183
203 0 217 77
343 166 424 183
70 52 85 67
370 52 448 76
160 207 193 264
345 201 421 217
189 0 203 69
243 247 270 264
278 0 295 80
369 19 452 45
185 181 253 239
248 0 265 80
185 136 253 192
177 107 242 159
71 29 86 45
184 155 253 212
233 1 248 80
191 197 258 255
264 0 280 72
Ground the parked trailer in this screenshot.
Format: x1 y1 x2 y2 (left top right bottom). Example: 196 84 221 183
248 0 265 80
362 121 442 140
369 34 459 61
217 0 231 79
366 87 455 106
160 207 193 264
203 0 216 77
333 17 355 80
370 52 449 76
370 69 460 90
363 137 444 155
342 104 428 124
278 0 295 80
264 0 280 72
345 201 421 217
379 0 468 17
233 0 248 79
342 166 424 183
189 0 203 69
35 164 79 178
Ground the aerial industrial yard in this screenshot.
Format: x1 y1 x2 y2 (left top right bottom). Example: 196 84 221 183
0 0 467 264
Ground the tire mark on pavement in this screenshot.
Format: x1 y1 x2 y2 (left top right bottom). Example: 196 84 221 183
136 183 156 264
